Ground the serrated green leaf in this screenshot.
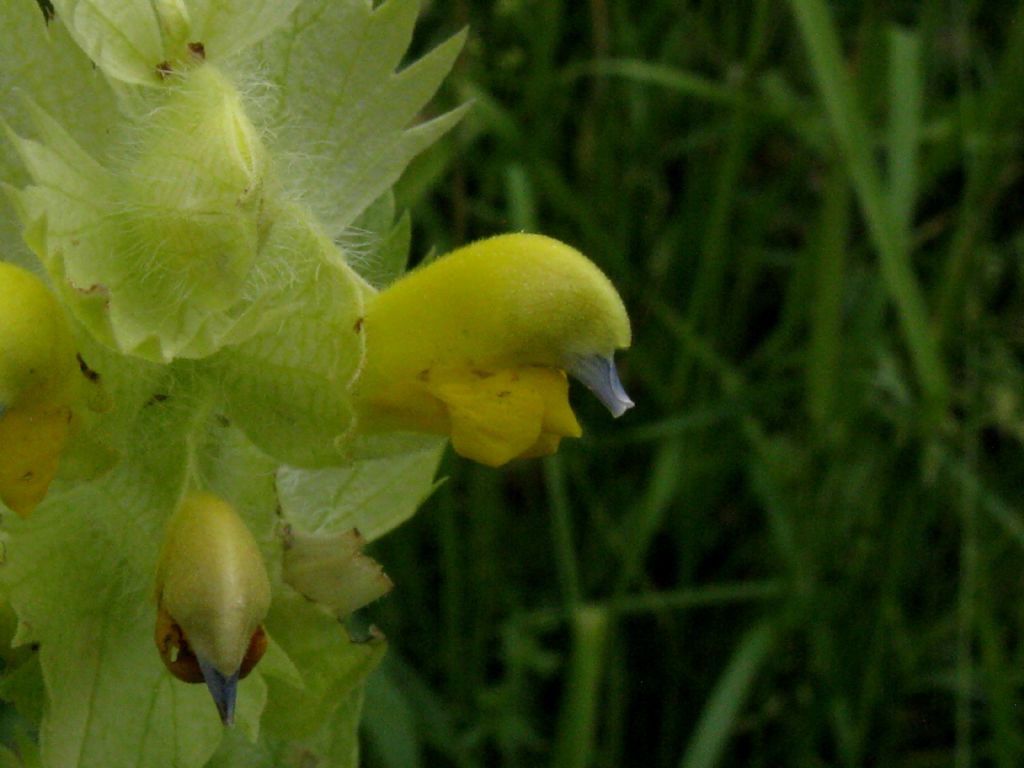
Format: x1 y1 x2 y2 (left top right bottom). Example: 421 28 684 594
187 0 301 62
350 191 396 244
212 206 368 467
0 1 115 267
257 0 468 237
372 211 413 288
277 438 445 542
259 590 384 742
49 0 165 86
358 209 414 290
347 192 413 288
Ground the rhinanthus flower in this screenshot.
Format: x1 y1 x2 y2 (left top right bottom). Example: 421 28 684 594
0 0 636 760
354 233 633 466
154 492 271 725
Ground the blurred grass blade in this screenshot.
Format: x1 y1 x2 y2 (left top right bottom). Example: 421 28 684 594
956 439 979 768
937 2 1024 335
686 109 752 333
806 163 850 425
887 26 922 247
941 449 1024 551
616 439 686 590
678 621 777 768
549 606 612 768
504 162 538 231
566 59 744 107
544 454 582 606
607 580 785 618
377 654 474 767
975 558 1023 768
521 581 785 632
787 0 948 416
362 667 424 768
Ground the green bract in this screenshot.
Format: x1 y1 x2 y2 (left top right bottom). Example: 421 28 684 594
0 1 464 765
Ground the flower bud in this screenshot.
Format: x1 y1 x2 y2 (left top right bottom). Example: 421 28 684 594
108 63 267 360
354 234 633 465
154 492 271 725
8 64 269 361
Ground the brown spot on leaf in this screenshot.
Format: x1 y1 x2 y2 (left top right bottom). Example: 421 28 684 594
35 0 54 23
76 353 100 382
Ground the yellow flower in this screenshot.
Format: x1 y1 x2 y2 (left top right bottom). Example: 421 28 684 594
0 262 81 516
354 234 633 466
154 492 271 725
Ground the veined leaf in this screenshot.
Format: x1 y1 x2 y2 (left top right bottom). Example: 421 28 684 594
48 0 304 86
0 0 116 268
187 0 302 62
49 0 164 86
257 0 469 237
278 437 445 542
212 205 368 467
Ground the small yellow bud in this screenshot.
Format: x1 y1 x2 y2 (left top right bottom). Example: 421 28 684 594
0 262 81 515
354 234 632 466
154 492 271 725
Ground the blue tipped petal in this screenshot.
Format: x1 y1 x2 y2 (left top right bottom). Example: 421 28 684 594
198 655 239 726
568 355 634 418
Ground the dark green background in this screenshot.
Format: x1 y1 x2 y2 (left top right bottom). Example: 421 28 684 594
365 2 1024 767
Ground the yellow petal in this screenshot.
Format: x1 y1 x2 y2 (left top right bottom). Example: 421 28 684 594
0 404 74 516
428 367 544 466
537 371 583 439
427 366 581 467
0 263 79 410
